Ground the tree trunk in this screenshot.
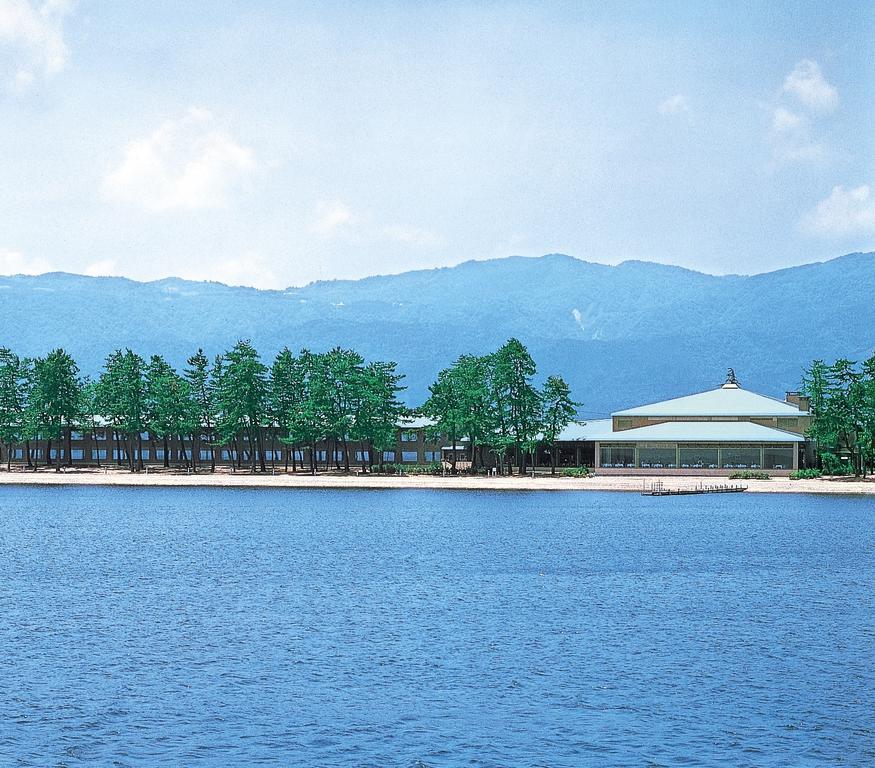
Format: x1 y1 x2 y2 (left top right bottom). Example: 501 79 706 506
179 434 190 468
248 427 256 473
25 439 32 469
209 430 216 473
257 428 266 473
47 437 53 468
343 437 350 472
66 426 73 467
271 431 277 473
551 440 557 475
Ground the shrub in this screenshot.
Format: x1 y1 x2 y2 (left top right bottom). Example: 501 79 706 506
391 462 443 476
820 452 854 476
560 466 590 478
729 471 770 480
790 468 822 480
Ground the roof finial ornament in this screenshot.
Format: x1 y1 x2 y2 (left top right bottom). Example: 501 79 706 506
726 367 738 386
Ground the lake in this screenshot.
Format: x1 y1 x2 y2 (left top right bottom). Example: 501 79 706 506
1 487 873 766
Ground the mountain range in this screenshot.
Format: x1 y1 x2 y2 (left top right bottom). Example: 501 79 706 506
1 252 873 416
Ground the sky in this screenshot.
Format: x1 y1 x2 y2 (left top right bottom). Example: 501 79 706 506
1 1 873 289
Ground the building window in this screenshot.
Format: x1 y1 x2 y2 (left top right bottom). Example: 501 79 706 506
382 451 395 462
71 449 84 460
333 450 344 461
199 449 213 461
355 450 370 462
599 446 634 468
156 449 165 460
401 451 418 463
763 446 794 470
112 449 127 460
94 431 107 441
263 450 281 461
91 449 107 460
720 447 762 469
637 446 677 469
679 447 719 469
315 450 327 462
400 430 418 442
70 431 84 441
14 449 23 459
424 451 440 462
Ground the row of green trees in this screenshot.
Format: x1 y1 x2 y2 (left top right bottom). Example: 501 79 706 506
0 337 581 474
421 338 578 474
0 342 406 474
802 354 875 476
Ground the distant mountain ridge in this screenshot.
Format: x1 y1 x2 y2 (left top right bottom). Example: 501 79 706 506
1 252 873 415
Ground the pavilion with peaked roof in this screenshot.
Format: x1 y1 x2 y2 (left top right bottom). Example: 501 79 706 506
553 370 811 474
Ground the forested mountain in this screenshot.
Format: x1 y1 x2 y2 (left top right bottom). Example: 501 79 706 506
1 252 873 416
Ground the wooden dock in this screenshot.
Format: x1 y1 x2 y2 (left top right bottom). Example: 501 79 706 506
642 480 747 496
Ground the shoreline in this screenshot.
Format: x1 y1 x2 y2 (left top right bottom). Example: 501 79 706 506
0 468 873 495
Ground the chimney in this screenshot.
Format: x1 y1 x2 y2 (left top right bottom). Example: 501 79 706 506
785 391 810 412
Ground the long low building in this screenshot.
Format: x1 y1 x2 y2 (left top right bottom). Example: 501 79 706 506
0 372 813 475
552 372 809 474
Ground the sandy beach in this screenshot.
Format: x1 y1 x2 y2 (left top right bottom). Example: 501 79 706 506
0 468 873 495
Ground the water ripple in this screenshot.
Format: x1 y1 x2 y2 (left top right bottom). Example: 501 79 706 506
0 487 873 766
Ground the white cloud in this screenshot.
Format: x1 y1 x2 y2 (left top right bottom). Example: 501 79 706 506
0 247 54 275
658 93 688 115
803 185 875 236
0 0 72 89
381 223 443 247
311 199 442 247
783 60 838 112
310 199 361 236
771 107 804 133
180 250 279 290
769 106 827 165
103 108 255 212
84 258 120 277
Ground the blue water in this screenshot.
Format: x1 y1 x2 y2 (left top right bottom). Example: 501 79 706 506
1 487 873 766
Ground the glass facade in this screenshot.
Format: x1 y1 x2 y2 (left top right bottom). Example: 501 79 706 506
763 446 794 470
600 446 635 467
720 447 762 468
598 443 795 470
638 446 676 468
679 448 719 469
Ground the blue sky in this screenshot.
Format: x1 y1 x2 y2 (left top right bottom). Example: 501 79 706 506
1 1 873 288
